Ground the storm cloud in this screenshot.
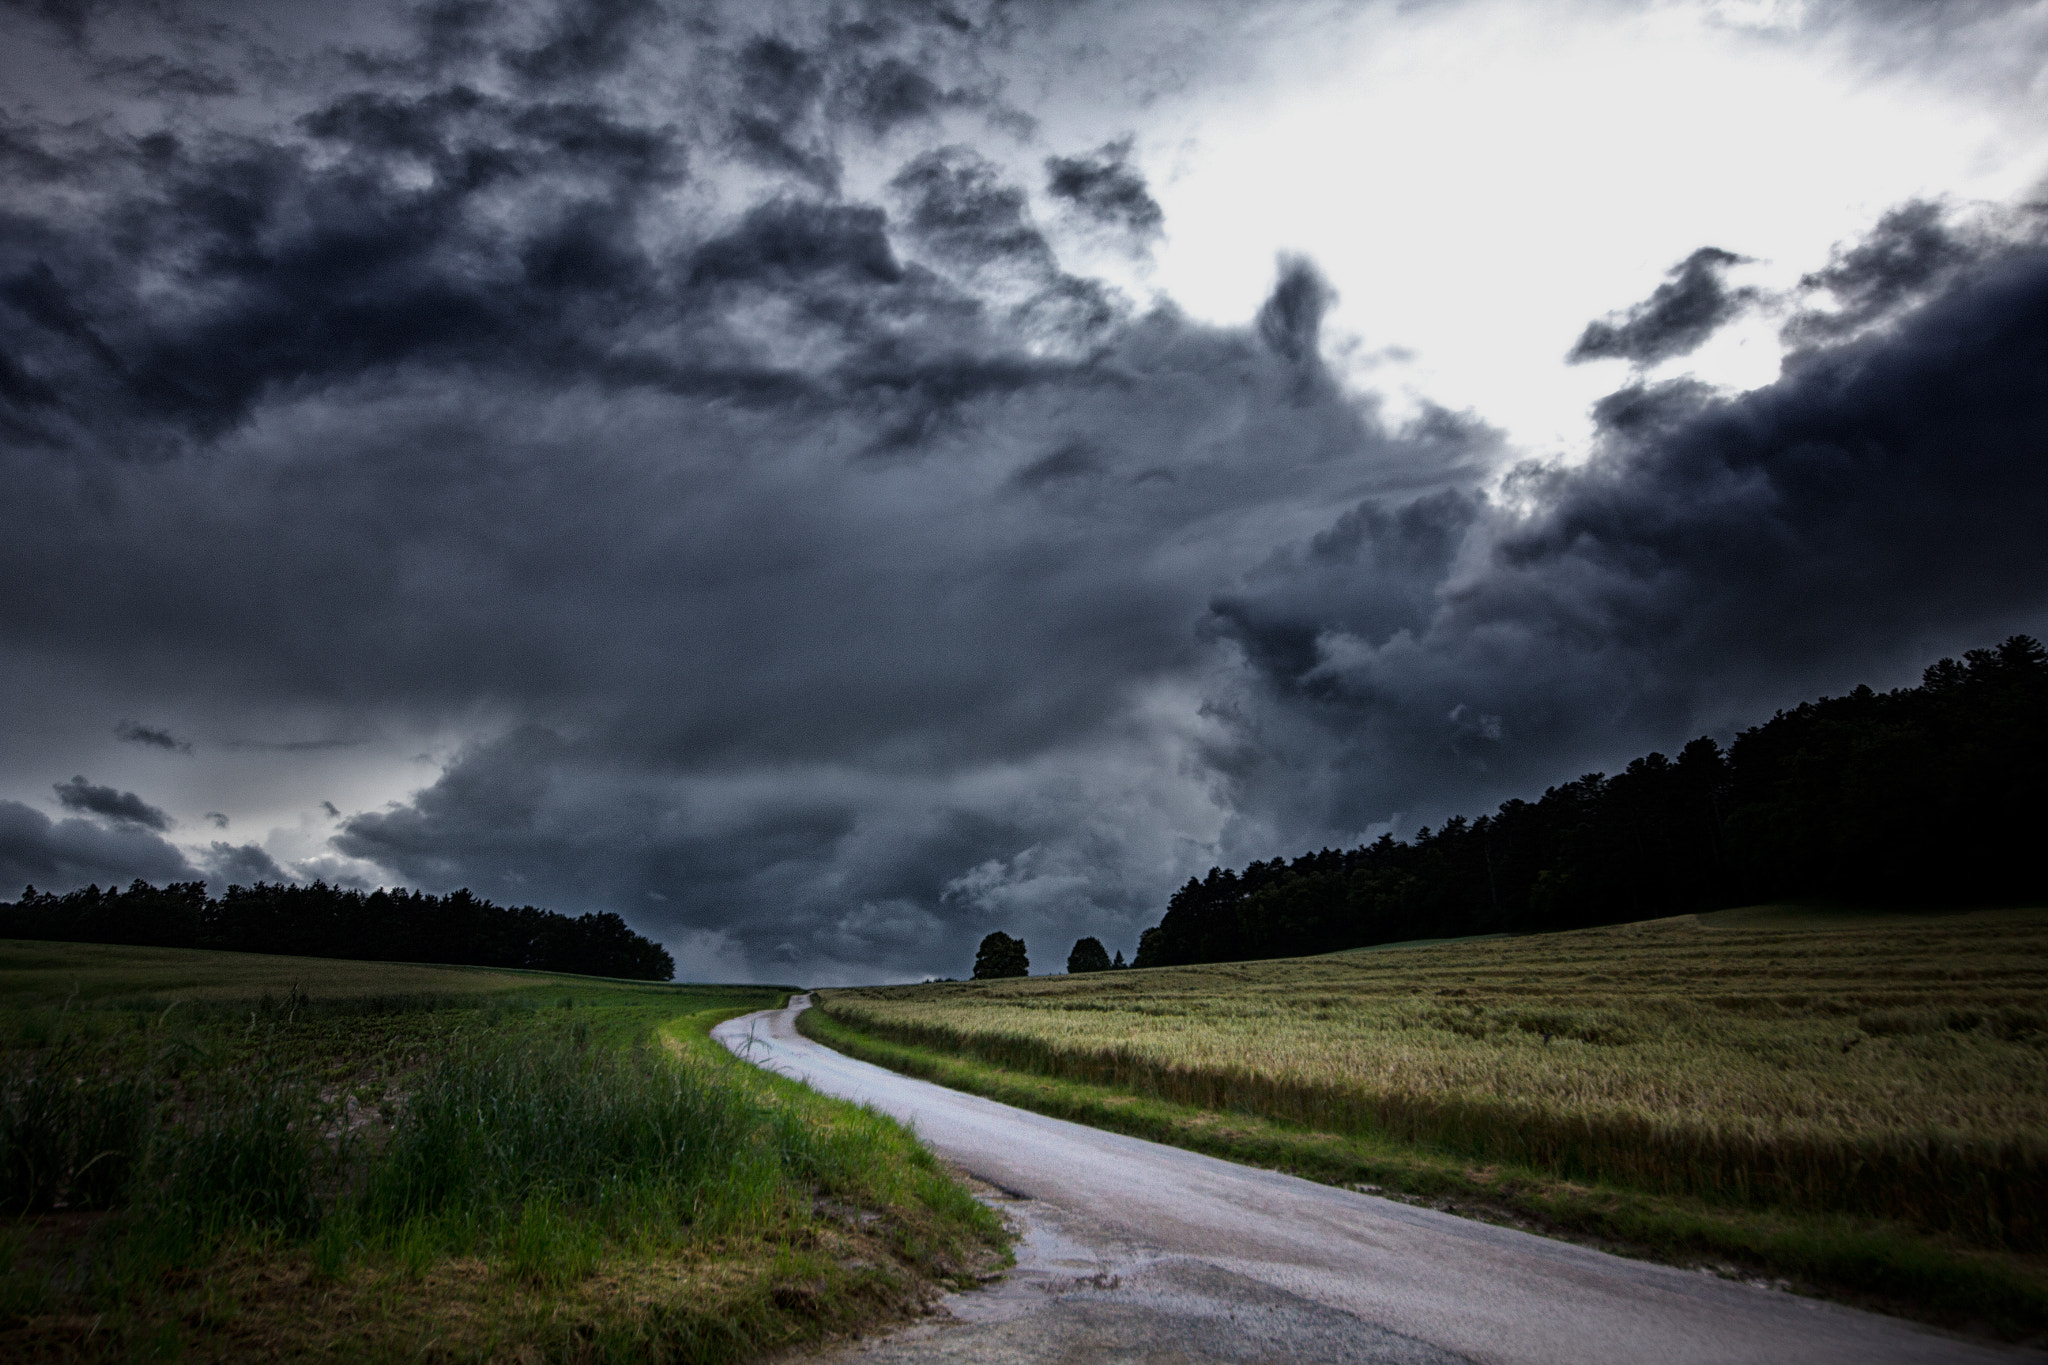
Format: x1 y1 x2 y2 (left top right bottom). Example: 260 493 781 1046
1780 198 2005 348
1567 247 1759 367
1210 206 2048 835
1045 137 1163 244
200 839 292 886
114 720 191 753
53 777 174 831
0 801 195 893
3 0 2046 981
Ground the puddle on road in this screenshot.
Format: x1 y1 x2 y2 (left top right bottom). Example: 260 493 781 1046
797 1169 1466 1364
936 1168 1139 1325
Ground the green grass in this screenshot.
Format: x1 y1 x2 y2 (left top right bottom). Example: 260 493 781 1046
0 938 607 1004
0 941 1007 1362
806 906 2048 1343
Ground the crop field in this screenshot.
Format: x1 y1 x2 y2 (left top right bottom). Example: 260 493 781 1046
0 941 1003 1363
811 906 2048 1333
0 939 606 1006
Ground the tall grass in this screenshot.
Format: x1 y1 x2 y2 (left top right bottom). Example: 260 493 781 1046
819 909 2048 1251
162 1075 327 1238
0 968 1006 1361
0 1038 157 1212
359 1030 775 1250
1 1017 794 1256
0 957 999 1358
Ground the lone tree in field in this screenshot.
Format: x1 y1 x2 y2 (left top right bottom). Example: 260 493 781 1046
1066 936 1111 973
973 931 1029 979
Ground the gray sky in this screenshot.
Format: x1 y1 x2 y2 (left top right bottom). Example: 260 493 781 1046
4 0 2046 983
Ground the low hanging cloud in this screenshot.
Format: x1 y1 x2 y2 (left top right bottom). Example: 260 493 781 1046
53 777 174 831
200 840 292 887
0 801 196 893
114 720 192 753
2 0 2046 981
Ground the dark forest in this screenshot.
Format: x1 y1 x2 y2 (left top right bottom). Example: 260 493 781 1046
1134 636 2047 968
0 880 674 981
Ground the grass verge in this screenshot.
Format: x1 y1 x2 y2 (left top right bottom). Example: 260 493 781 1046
0 943 1008 1362
800 997 2048 1345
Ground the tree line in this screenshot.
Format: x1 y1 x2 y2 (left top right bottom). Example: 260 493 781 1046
1131 635 2048 969
0 879 675 981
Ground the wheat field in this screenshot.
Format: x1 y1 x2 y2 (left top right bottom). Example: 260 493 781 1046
818 907 2048 1250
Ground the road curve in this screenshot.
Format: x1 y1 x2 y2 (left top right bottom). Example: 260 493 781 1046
715 996 2032 1365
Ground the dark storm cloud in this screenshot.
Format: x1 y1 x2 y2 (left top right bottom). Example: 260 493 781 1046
840 56 949 134
7 0 2047 982
728 36 840 189
1778 199 2030 348
687 199 904 287
1009 440 1101 489
1517 239 2048 664
295 242 1448 976
0 801 196 893
403 0 502 73
1568 247 1759 366
1208 484 1488 694
505 0 661 86
115 720 192 752
201 840 290 885
890 145 1057 274
2 0 1439 969
91 54 239 98
53 776 174 830
331 210 2048 914
334 727 863 932
2 0 99 46
0 105 855 461
224 738 362 752
1044 137 1163 241
0 28 1030 460
332 726 1172 981
1255 255 1335 368
0 117 72 184
1208 215 2048 835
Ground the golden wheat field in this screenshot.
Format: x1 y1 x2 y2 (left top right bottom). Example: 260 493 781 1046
818 907 2048 1249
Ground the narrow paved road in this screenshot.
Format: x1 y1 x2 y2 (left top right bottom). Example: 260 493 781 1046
716 996 2033 1365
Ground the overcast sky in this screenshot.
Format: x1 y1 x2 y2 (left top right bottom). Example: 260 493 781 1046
3 0 2046 984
